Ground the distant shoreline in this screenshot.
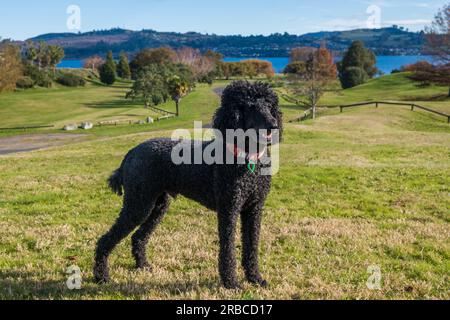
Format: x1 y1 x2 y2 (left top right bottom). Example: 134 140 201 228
58 55 435 75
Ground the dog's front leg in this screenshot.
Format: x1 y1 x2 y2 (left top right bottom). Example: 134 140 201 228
241 204 268 287
218 210 239 289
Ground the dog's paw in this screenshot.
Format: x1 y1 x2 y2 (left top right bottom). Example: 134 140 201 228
94 274 110 284
136 262 153 272
248 277 269 288
93 266 110 284
223 280 241 290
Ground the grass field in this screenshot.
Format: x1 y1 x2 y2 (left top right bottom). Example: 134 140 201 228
0 74 449 299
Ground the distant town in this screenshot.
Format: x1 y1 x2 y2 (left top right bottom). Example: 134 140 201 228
22 26 427 59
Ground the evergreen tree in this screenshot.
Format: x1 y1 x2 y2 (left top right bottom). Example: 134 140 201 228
338 41 378 88
117 51 131 79
100 51 116 85
105 51 116 73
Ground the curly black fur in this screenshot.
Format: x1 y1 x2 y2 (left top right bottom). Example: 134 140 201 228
94 81 283 289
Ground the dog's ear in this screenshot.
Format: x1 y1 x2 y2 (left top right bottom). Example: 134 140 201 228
213 81 247 133
258 82 283 142
270 102 283 142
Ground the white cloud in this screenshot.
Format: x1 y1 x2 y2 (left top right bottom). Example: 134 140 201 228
383 19 431 26
322 18 369 30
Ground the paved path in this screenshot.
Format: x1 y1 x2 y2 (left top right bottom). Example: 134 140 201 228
0 134 87 156
213 87 225 97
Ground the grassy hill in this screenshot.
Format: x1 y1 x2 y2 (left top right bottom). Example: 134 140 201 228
279 73 450 122
0 79 222 137
0 74 448 299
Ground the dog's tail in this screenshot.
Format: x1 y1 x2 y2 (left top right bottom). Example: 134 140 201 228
108 168 124 196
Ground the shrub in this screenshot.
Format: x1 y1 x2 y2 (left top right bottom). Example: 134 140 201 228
284 61 306 74
23 64 53 88
16 76 34 89
56 73 86 87
401 61 434 72
340 67 368 89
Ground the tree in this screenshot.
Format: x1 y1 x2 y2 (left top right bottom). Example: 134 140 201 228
47 45 65 75
418 4 450 96
100 63 116 85
338 41 378 88
126 66 167 108
167 75 190 116
117 51 131 79
36 41 50 69
217 60 274 79
24 41 38 65
404 61 450 97
284 61 306 74
24 41 64 75
105 51 116 73
126 63 194 115
173 47 216 82
84 55 104 72
290 46 337 119
100 51 116 85
242 60 275 79
290 47 316 63
0 43 23 93
340 67 368 89
424 3 449 63
129 47 176 77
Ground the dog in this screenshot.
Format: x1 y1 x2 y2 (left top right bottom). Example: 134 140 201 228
94 81 283 289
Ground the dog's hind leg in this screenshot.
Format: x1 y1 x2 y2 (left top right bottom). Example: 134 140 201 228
131 193 170 270
94 194 157 284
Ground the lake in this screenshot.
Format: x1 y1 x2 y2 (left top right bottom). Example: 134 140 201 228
224 56 435 75
58 55 434 75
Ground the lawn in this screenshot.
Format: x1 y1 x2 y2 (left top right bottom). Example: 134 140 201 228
0 79 224 135
0 74 448 299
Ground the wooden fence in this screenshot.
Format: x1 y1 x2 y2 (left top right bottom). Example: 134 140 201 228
338 101 450 123
0 125 55 131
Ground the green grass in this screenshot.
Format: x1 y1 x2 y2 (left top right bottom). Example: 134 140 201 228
0 74 449 300
279 73 450 122
0 81 222 138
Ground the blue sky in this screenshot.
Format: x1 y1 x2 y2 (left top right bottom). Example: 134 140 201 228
1 0 447 40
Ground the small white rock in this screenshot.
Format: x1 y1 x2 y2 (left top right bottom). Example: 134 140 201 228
63 124 78 131
80 122 94 130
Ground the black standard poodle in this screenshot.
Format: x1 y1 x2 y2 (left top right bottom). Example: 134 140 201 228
94 81 283 289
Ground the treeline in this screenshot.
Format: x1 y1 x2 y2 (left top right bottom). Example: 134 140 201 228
83 46 275 115
218 60 275 79
0 39 88 92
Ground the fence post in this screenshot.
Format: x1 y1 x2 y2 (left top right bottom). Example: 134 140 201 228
340 106 343 113
448 116 450 124
375 102 379 108
411 105 414 111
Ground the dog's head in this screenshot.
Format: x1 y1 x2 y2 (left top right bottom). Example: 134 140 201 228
213 81 283 145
